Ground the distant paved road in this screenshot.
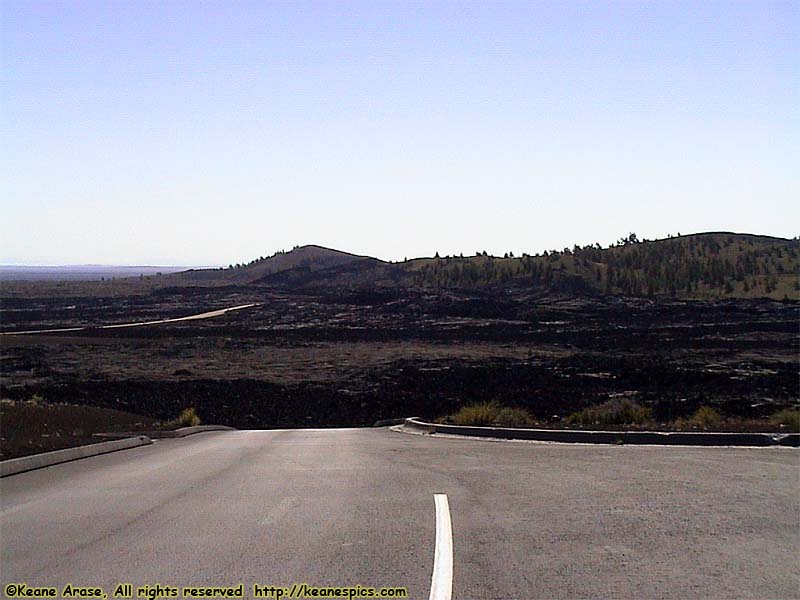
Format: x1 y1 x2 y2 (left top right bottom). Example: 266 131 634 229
1 430 798 599
0 303 259 336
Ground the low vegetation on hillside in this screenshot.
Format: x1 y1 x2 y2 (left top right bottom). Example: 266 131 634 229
176 232 800 300
410 233 799 300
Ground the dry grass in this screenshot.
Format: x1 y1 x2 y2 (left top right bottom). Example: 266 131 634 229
493 406 537 427
684 405 724 429
162 407 201 429
566 399 653 427
770 407 800 432
449 401 536 427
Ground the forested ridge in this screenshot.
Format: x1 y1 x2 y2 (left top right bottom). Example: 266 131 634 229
408 233 799 299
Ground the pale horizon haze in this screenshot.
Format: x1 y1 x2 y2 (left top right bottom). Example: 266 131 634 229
2 1 798 266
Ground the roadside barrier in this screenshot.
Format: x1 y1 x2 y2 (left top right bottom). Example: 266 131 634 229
401 418 800 447
1 436 153 477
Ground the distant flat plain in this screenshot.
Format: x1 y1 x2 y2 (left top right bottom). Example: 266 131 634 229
0 265 206 282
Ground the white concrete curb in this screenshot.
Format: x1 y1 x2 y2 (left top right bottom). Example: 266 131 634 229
93 425 235 440
0 435 153 478
151 425 235 438
401 418 800 447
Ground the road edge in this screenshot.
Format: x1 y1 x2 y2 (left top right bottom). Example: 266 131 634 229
93 425 236 440
0 435 153 478
400 417 800 447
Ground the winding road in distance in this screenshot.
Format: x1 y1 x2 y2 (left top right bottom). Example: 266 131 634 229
0 303 259 336
1 429 797 599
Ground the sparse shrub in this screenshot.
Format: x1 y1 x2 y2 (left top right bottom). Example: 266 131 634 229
451 401 501 426
686 405 723 429
566 398 652 427
449 402 535 427
771 407 800 431
164 407 201 429
493 406 536 427
690 406 724 427
27 393 45 406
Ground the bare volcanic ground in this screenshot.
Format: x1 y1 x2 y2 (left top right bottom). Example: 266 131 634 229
1 286 798 429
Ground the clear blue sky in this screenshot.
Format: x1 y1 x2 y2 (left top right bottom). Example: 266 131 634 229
2 0 797 265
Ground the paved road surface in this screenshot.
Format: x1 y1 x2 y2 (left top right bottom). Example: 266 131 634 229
1 429 798 599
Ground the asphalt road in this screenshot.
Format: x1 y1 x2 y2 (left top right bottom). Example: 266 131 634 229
0 303 259 336
1 429 798 599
